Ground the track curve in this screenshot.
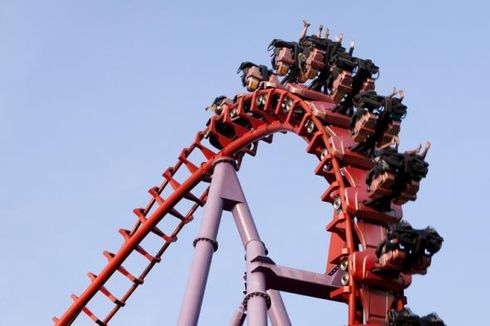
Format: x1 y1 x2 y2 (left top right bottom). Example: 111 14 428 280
55 86 409 325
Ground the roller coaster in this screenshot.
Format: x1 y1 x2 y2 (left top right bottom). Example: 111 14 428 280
54 21 445 325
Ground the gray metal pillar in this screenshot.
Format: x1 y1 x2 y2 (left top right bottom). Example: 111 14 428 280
177 160 231 326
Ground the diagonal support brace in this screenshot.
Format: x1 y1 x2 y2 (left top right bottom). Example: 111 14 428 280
178 158 291 325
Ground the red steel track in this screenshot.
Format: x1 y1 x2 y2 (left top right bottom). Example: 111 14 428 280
54 84 434 324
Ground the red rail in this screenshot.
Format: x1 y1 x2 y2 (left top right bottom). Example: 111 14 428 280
55 87 417 325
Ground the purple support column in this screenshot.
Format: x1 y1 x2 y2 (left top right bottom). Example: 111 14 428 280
177 160 233 326
230 204 267 324
245 239 268 326
178 158 290 325
233 202 261 244
267 290 292 326
229 304 246 326
228 191 268 325
228 170 292 326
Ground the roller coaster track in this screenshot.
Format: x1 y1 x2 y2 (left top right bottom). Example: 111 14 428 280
54 26 444 326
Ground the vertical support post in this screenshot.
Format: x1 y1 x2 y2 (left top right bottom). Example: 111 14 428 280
230 304 247 326
245 240 268 326
177 160 232 326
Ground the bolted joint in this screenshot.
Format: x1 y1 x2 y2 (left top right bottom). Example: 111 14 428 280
193 237 219 252
242 291 271 310
212 156 238 170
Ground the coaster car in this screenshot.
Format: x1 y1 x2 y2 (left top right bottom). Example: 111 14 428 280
375 221 443 275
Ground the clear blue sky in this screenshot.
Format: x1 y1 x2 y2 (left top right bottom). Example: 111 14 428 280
1 1 488 325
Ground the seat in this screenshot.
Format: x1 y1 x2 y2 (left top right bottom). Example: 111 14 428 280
304 48 325 79
377 120 401 149
274 47 294 76
351 111 378 143
368 172 395 200
331 70 353 102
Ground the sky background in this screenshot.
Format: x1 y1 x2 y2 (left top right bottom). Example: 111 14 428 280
1 1 489 325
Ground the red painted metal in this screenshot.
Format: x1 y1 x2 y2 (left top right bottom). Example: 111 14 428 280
54 65 437 324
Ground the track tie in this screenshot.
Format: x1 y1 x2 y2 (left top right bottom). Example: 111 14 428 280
183 192 203 206
161 174 204 206
87 272 125 306
306 131 325 155
102 251 143 284
147 187 186 220
273 93 288 114
118 228 132 240
261 134 273 144
168 208 186 221
70 294 106 325
132 208 177 241
133 208 147 223
321 182 340 202
178 150 199 173
118 229 161 263
135 245 161 262
195 143 216 160
151 225 177 242
314 153 334 177
298 112 312 134
243 141 259 157
183 160 199 173
148 187 165 205
162 171 181 191
164 166 176 174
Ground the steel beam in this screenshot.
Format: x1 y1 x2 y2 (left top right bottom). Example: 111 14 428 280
177 159 238 325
